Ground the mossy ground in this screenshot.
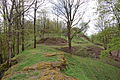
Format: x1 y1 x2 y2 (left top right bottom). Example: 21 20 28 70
2 37 120 80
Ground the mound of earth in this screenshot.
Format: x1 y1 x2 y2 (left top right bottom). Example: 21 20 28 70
37 37 67 46
86 46 104 58
59 47 77 54
59 46 104 58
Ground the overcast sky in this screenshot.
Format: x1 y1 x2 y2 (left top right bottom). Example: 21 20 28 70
83 0 98 35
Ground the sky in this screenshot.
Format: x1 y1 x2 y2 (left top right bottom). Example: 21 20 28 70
83 0 98 35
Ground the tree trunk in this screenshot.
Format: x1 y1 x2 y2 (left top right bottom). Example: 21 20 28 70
8 23 12 66
12 42 15 58
68 36 72 50
21 0 25 51
67 24 72 50
117 50 119 57
0 54 3 64
21 25 24 51
34 4 37 48
0 40 3 64
17 27 20 54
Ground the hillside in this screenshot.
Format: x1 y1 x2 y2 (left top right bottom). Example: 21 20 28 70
1 38 120 80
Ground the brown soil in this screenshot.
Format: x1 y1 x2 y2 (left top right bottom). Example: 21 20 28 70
59 47 77 54
109 56 120 62
59 46 104 58
59 46 120 68
85 46 104 58
37 37 67 46
106 57 120 68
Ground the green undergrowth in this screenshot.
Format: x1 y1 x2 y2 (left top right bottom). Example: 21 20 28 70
2 44 120 80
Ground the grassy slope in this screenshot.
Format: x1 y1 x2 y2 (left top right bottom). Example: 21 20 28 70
3 44 120 80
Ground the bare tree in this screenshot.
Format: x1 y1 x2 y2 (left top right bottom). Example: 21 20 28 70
33 0 44 48
98 0 120 29
52 0 88 50
103 0 120 29
95 14 110 32
2 0 15 65
0 0 35 65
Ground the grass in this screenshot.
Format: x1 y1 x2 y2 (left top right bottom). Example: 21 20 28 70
64 54 120 80
2 37 120 80
14 46 59 71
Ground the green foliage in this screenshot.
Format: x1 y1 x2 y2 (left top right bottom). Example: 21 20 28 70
92 27 119 49
100 50 109 58
108 37 120 51
97 27 119 42
92 27 120 58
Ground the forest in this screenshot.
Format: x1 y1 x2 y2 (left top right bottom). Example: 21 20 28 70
0 0 120 80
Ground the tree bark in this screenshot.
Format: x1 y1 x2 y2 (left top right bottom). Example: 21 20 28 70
67 24 72 50
21 0 25 51
0 40 3 64
21 19 25 51
117 50 119 57
8 23 12 66
16 20 20 54
34 0 37 48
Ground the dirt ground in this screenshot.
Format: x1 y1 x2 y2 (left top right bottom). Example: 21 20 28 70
59 45 120 68
37 37 67 46
59 46 104 58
